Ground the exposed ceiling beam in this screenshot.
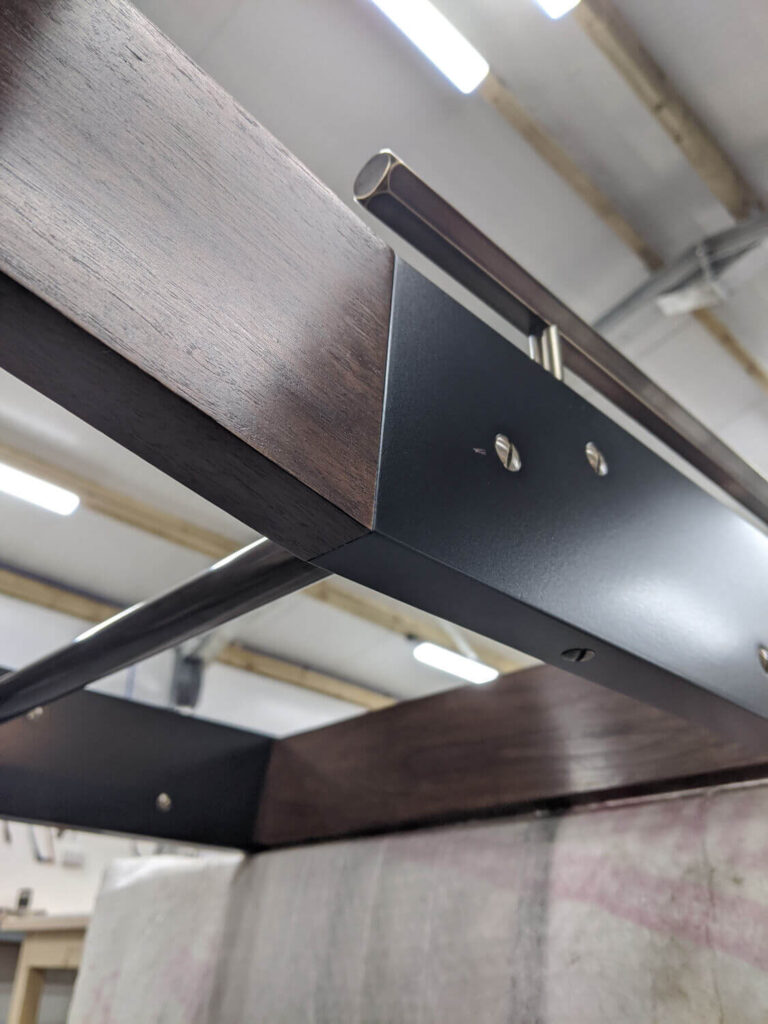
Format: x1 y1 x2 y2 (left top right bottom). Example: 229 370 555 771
0 565 390 711
0 441 235 560
480 73 662 270
217 645 393 710
0 441 531 674
308 580 533 675
572 0 764 221
479 73 768 392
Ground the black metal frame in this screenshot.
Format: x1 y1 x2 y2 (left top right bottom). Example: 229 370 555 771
2 157 768 845
0 687 271 848
321 259 768 749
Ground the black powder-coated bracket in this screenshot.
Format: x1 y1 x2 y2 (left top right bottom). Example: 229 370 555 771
0 687 271 849
320 259 768 750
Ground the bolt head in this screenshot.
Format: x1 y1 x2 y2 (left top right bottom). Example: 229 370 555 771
494 433 522 472
585 442 608 476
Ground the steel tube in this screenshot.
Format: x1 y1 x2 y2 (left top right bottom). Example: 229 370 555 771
596 212 768 331
354 151 768 525
0 540 327 722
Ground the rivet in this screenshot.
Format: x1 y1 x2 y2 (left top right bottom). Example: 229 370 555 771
759 646 768 674
585 442 608 476
561 648 595 663
26 707 44 721
155 792 172 812
494 433 522 472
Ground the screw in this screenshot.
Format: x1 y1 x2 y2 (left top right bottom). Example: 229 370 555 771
26 707 44 721
155 792 172 812
759 646 768 673
561 648 595 663
494 433 522 472
585 442 608 476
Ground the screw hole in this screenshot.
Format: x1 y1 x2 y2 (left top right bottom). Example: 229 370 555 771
561 648 595 663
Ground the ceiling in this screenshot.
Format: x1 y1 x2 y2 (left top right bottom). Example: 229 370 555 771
0 0 766 735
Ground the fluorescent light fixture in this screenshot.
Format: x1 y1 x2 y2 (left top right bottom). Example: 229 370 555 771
533 0 582 19
413 641 499 684
369 0 489 93
0 461 79 516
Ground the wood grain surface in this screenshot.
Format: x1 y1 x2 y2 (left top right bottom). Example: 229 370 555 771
0 0 393 538
257 664 768 846
0 273 365 559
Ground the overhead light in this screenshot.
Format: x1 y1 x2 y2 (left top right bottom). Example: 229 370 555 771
369 0 489 94
413 641 499 684
533 0 582 19
0 461 79 516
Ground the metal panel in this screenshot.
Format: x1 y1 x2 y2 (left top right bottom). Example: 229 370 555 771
354 153 768 525
320 260 768 748
0 689 271 848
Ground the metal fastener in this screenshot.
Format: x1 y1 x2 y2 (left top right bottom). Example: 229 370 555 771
561 648 595 663
494 434 522 472
585 442 608 477
155 792 172 812
759 645 768 674
26 707 44 721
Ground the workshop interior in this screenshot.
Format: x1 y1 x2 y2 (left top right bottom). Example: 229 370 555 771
1 0 768 1020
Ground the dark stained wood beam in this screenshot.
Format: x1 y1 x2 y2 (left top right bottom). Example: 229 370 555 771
0 0 393 557
256 664 768 847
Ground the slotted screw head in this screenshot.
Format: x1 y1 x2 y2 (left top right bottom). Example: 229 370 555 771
494 433 522 472
585 442 608 476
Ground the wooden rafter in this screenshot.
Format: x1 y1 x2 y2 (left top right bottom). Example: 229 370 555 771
573 0 764 221
0 565 391 711
479 73 768 392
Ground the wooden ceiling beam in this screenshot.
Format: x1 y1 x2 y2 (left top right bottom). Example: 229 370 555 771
0 565 390 711
0 442 236 560
573 0 764 221
479 73 768 392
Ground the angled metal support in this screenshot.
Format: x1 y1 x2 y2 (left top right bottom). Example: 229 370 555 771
0 540 326 722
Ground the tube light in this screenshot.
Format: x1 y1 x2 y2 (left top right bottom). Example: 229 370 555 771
369 0 489 94
0 462 79 516
533 0 582 19
413 641 499 684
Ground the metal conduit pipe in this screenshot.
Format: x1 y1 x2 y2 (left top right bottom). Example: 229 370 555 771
596 212 768 332
0 539 328 723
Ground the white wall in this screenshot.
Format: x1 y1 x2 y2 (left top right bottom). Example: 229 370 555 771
0 822 164 917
